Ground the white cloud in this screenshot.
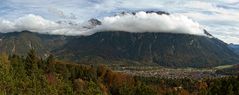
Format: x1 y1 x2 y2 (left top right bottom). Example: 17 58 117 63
15 14 59 31
175 1 239 44
0 14 89 35
0 12 206 36
182 1 215 10
225 0 239 4
0 19 15 33
47 7 77 19
95 11 204 35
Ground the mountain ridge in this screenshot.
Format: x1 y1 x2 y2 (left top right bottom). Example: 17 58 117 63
56 31 238 67
0 31 238 68
229 44 239 55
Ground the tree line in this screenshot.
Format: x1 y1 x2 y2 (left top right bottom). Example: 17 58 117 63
0 50 238 95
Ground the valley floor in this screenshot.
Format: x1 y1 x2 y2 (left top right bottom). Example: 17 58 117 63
112 66 233 79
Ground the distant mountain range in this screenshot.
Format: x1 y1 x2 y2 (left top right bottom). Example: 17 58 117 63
229 44 239 55
0 30 238 68
0 11 238 68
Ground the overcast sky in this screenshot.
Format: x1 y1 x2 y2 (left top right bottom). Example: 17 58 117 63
0 0 239 44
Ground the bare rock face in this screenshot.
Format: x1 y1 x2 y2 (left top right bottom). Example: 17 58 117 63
83 18 102 29
120 11 170 16
88 18 102 26
145 11 170 15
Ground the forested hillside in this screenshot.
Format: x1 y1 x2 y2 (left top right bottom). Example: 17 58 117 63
0 50 238 95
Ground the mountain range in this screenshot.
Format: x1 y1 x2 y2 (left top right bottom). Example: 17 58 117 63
0 30 238 68
0 11 238 68
229 44 239 55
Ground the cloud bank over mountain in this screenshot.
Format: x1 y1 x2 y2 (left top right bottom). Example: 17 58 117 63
0 14 89 35
0 12 205 36
0 14 57 33
95 11 204 35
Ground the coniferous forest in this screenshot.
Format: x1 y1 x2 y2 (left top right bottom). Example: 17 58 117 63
0 50 238 95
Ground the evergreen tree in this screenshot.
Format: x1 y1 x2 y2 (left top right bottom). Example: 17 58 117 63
227 84 234 95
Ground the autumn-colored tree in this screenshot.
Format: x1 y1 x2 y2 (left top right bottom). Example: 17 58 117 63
0 50 239 95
